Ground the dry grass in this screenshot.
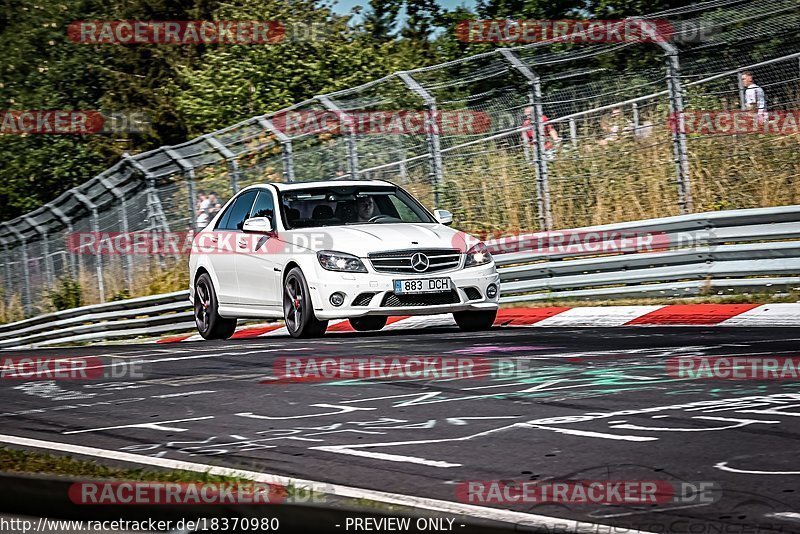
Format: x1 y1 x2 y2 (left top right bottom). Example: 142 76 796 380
2 126 799 320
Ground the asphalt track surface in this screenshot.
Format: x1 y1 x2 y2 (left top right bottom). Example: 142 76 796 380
2 325 800 533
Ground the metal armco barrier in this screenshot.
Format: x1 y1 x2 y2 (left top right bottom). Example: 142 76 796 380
1 0 798 318
491 204 800 303
0 291 191 350
1 205 799 349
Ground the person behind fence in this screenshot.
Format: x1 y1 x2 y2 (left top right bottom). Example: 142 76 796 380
522 106 560 159
207 192 221 217
196 191 212 229
598 107 629 145
741 70 767 123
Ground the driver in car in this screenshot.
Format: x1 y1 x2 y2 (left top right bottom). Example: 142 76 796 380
357 195 376 222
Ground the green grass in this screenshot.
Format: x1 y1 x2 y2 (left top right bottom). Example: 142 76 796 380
0 447 243 482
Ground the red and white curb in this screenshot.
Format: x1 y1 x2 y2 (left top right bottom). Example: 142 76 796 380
157 303 800 344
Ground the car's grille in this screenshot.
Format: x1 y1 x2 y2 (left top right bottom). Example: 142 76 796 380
368 249 462 274
464 287 482 300
380 290 461 307
352 292 376 306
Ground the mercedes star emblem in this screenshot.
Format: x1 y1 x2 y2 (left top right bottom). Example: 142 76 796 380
410 252 430 272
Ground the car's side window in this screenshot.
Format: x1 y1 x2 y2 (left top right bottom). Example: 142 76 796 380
216 190 257 231
249 190 275 224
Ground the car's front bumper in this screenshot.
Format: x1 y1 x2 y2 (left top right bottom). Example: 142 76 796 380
305 263 500 320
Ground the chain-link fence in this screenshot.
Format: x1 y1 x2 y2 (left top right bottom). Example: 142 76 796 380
1 0 799 319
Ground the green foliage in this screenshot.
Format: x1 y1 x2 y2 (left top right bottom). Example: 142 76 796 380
49 276 83 311
0 0 794 224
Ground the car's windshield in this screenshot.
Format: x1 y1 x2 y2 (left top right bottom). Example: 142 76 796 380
278 185 435 229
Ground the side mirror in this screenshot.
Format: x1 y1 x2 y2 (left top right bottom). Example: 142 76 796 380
242 217 273 234
433 209 453 226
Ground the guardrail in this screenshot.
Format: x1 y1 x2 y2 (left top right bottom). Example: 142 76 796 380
1 205 798 349
493 204 800 303
0 291 191 350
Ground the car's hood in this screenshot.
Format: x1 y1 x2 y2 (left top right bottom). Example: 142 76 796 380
282 223 469 257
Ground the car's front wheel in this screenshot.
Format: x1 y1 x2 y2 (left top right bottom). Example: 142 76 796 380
195 273 237 340
349 316 388 331
284 267 328 338
453 310 497 331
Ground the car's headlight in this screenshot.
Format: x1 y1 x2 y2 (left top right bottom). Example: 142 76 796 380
317 250 368 273
464 242 492 267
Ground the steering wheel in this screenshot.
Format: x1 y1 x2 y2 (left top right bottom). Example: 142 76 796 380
368 214 392 223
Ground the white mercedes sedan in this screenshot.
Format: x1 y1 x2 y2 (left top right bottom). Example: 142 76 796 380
189 180 500 339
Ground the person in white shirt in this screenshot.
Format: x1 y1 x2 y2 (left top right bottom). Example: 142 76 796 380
742 71 767 123
196 191 211 229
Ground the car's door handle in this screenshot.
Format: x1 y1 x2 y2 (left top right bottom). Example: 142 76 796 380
208 235 218 243
237 239 248 248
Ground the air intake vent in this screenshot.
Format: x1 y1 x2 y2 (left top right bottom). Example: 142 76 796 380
380 290 460 307
352 292 376 306
464 287 482 300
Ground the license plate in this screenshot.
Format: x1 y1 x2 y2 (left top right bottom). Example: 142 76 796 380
394 278 451 294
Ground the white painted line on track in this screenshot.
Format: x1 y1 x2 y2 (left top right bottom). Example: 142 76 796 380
62 416 215 434
0 433 655 534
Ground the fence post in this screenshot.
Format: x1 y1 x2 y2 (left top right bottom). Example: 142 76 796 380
165 149 197 230
397 72 444 206
737 70 746 111
0 239 12 308
23 216 53 290
72 190 105 303
46 203 76 277
569 119 577 147
258 117 295 183
205 134 241 193
98 176 133 293
663 47 694 213
498 48 553 231
317 96 359 179
4 225 32 315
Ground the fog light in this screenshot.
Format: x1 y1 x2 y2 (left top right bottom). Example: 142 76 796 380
330 292 345 307
486 284 498 299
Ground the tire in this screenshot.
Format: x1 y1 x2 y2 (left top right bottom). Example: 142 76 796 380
453 310 497 332
349 316 388 332
194 272 237 340
283 267 328 338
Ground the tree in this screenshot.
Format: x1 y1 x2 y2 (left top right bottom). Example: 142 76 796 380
363 0 403 42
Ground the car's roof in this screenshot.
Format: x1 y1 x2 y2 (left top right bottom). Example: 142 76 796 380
255 180 395 191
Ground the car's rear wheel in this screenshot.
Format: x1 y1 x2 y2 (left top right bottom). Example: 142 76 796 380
195 273 237 340
349 316 388 331
453 310 497 332
284 267 328 338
